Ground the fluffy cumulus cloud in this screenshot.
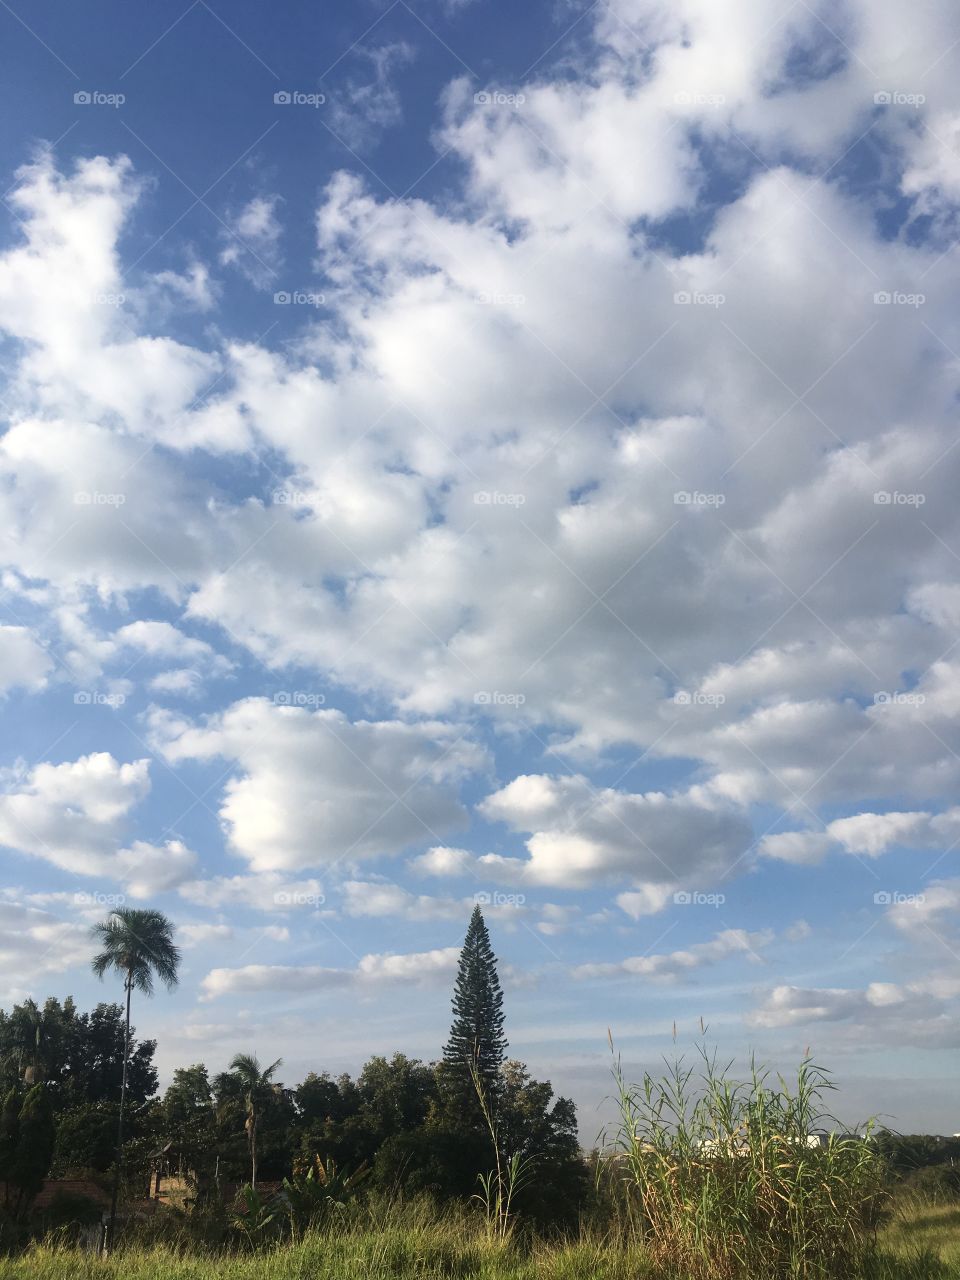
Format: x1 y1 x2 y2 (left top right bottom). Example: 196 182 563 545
478 774 753 896
761 807 960 864
0 752 148 874
0 0 959 1114
148 698 485 872
0 753 199 894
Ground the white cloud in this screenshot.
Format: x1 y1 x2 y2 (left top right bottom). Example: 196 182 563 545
409 845 475 877
327 42 415 149
339 879 468 921
115 619 226 664
574 927 774 981
220 195 283 286
0 626 53 692
747 973 960 1047
178 872 326 912
117 840 198 897
0 899 91 1000
0 0 959 1100
114 619 233 696
478 774 752 896
0 754 199 895
761 806 960 864
887 878 960 938
149 697 484 872
178 922 234 947
0 752 150 875
200 946 460 999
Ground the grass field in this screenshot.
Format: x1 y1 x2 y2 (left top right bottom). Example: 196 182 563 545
2 1197 959 1280
880 1200 960 1272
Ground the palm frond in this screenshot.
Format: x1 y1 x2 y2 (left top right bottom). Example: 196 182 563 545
90 907 180 996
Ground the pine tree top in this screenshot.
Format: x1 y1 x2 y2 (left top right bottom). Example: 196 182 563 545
442 905 507 1083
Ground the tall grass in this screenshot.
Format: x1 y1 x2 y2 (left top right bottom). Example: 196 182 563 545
0 1200 654 1280
2 1194 959 1279
602 1037 887 1279
469 1060 536 1241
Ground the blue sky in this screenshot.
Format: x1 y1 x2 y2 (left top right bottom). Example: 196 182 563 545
0 0 959 1134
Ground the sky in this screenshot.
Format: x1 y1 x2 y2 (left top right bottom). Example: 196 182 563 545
0 0 958 1136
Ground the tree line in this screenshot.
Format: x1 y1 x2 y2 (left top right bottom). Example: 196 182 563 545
0 906 587 1238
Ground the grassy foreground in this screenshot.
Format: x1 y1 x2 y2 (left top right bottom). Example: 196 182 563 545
3 1200 959 1280
881 1200 960 1271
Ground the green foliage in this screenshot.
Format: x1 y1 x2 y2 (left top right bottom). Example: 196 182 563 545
468 1059 536 1242
0 1086 56 1220
278 1155 369 1236
1 1197 959 1279
901 1166 960 1202
603 1037 889 1280
875 1131 960 1179
497 1062 587 1228
91 908 180 1247
162 1065 217 1182
229 1183 279 1249
227 1053 284 1189
0 1089 19 1198
90 910 181 998
442 906 507 1113
51 1102 119 1174
0 999 158 1109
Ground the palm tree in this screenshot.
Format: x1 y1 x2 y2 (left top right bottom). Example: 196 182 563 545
91 908 179 1245
228 1052 282 1189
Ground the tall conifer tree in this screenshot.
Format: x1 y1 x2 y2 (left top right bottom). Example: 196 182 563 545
443 905 507 1097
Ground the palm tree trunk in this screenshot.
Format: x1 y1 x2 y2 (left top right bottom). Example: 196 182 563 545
107 971 133 1248
250 1112 257 1189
